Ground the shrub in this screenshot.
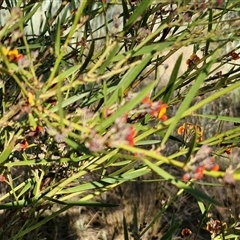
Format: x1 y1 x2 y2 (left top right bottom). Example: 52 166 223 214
0 0 240 239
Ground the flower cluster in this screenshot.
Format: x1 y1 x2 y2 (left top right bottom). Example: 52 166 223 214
1 46 39 69
107 115 136 147
140 96 168 121
177 122 203 143
85 130 106 153
136 27 151 41
85 116 136 152
180 228 192 238
183 145 219 181
186 53 200 68
223 171 236 187
206 218 227 237
2 47 23 62
18 138 29 151
85 93 167 152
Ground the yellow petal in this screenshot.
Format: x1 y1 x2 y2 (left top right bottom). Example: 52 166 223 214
177 126 185 135
7 49 19 61
28 92 35 105
158 104 167 119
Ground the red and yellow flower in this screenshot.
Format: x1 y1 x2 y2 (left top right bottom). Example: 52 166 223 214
2 47 23 62
141 96 168 121
186 53 200 68
177 122 203 142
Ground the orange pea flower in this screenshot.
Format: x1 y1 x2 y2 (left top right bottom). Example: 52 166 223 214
2 47 23 62
186 54 200 68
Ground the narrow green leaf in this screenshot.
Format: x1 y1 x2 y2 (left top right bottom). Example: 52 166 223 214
0 199 30 209
60 3 70 25
107 53 153 106
98 43 120 75
57 74 64 130
59 178 123 194
28 113 37 129
44 65 80 90
135 139 161 145
204 9 213 56
111 42 173 62
163 54 183 103
17 181 32 199
121 0 130 26
0 138 16 165
124 0 154 30
64 138 91 155
122 167 150 180
79 39 95 73
19 3 42 31
43 196 118 207
217 233 240 239
64 201 118 207
49 92 89 112
55 18 61 56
